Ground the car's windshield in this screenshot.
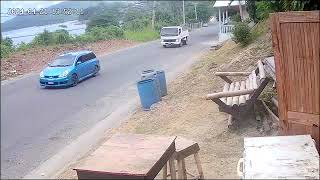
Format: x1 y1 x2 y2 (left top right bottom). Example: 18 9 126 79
50 54 76 67
161 28 178 36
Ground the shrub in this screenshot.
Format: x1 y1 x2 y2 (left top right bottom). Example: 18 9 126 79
256 1 273 21
53 29 73 44
232 22 252 46
74 34 96 44
231 13 242 22
2 37 14 47
1 44 13 59
16 42 33 51
32 29 53 46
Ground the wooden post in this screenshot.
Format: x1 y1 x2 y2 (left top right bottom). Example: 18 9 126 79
169 157 176 179
221 83 230 103
238 0 243 21
177 159 183 179
181 159 187 179
162 162 167 179
218 8 221 33
226 9 228 24
194 153 204 179
226 82 235 105
222 10 225 25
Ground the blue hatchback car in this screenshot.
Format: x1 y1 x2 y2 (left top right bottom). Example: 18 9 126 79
40 51 100 88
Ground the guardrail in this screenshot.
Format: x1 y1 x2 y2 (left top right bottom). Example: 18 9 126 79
221 25 234 33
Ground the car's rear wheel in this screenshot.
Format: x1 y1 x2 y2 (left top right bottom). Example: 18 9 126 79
71 74 78 87
93 65 99 76
163 45 167 48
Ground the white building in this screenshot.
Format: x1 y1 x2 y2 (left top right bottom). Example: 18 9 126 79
213 0 249 42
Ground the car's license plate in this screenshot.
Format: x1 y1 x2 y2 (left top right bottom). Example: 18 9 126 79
47 82 54 85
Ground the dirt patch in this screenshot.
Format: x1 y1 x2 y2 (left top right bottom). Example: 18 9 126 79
58 32 275 179
1 40 139 81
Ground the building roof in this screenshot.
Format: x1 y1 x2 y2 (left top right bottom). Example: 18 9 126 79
213 0 245 8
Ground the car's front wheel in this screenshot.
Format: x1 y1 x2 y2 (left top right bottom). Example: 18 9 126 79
93 65 99 76
71 73 78 87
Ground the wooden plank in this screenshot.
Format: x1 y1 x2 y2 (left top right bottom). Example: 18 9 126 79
245 78 250 100
257 60 266 80
271 97 278 108
168 157 176 179
220 83 230 103
215 72 251 76
239 81 246 105
226 83 235 106
74 133 176 179
194 153 204 179
271 12 320 150
287 111 320 126
252 70 258 89
278 11 320 23
261 100 279 122
206 89 254 100
232 82 240 106
248 74 253 90
271 13 288 134
162 163 167 179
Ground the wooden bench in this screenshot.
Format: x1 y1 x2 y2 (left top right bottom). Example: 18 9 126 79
206 60 271 127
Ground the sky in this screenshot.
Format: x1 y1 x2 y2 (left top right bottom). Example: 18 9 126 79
1 1 63 23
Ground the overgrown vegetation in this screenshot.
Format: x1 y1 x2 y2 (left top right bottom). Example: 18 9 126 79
245 0 319 22
232 22 252 46
229 0 319 46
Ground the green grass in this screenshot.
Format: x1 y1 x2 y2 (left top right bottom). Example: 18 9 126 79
124 28 159 42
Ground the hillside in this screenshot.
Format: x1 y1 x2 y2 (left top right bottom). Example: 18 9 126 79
1 1 102 32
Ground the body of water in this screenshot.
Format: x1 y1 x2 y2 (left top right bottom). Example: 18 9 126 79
3 20 87 45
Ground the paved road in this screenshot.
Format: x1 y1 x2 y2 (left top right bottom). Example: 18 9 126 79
1 24 219 178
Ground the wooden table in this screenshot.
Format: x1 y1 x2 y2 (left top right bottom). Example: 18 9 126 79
74 133 177 179
239 135 319 179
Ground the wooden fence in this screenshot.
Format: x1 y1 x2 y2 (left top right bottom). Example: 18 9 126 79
270 11 320 151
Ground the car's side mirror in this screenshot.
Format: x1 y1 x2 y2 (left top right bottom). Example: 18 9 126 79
76 61 82 65
48 63 51 66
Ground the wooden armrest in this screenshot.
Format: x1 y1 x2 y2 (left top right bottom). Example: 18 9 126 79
215 72 252 76
206 89 254 100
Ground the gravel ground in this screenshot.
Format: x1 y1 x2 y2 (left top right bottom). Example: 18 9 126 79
1 40 139 81
58 32 274 179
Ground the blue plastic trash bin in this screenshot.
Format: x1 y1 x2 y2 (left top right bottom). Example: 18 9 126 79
141 69 161 100
156 70 168 96
137 78 160 111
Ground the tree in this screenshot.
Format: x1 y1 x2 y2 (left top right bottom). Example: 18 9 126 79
87 11 119 31
32 29 53 46
245 0 257 22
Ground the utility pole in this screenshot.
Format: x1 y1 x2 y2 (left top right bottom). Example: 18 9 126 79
193 3 198 20
152 0 156 29
238 0 243 21
182 0 186 25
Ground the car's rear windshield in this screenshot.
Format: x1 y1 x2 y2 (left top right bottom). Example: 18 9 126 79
161 28 178 36
50 54 76 67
